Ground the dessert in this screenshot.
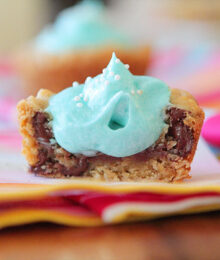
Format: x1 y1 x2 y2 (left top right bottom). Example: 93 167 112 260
15 0 150 96
17 53 204 182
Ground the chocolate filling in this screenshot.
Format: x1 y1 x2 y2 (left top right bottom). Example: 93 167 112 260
167 108 194 157
30 107 194 177
31 112 88 176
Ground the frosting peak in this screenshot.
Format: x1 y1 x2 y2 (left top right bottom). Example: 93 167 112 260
46 53 171 157
83 53 133 110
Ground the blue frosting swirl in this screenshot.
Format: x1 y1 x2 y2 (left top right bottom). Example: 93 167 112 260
46 53 171 157
35 0 132 53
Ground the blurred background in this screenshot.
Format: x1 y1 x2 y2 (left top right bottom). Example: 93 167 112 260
0 0 219 103
1 0 220 53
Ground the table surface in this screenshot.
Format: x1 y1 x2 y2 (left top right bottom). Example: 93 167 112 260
1 211 220 260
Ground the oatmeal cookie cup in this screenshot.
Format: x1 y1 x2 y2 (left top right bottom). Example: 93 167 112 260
17 53 204 182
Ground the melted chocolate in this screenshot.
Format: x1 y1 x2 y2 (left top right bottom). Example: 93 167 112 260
31 112 88 176
30 108 194 177
167 108 194 157
33 112 53 142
